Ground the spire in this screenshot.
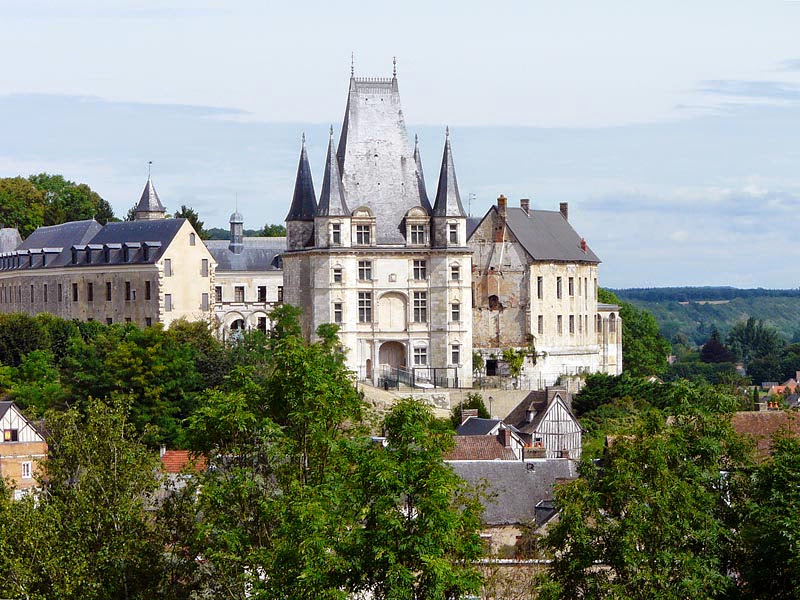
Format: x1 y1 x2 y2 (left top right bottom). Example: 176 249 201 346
413 134 432 213
134 166 167 221
432 127 466 217
286 133 317 222
351 52 355 78
393 56 397 78
317 126 349 217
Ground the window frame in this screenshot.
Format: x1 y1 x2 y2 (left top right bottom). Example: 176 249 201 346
412 259 427 281
358 260 373 281
413 291 428 323
358 292 372 323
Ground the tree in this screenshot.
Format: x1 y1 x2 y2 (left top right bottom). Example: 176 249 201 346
538 403 752 600
727 317 784 366
28 173 115 225
700 326 736 363
0 176 46 237
503 347 526 385
261 223 286 237
174 205 208 239
472 350 484 375
600 288 671 377
450 392 491 428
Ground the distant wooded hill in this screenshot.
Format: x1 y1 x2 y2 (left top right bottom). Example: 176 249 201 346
611 287 800 346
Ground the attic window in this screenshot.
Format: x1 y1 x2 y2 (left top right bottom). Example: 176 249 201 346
3 429 18 442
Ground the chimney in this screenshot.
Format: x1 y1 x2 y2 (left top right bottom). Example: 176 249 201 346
580 238 587 253
520 198 530 215
498 427 512 447
559 202 569 221
461 408 478 425
160 445 167 458
497 195 507 218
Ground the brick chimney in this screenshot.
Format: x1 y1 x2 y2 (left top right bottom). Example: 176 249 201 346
460 408 478 425
498 427 512 447
497 195 507 218
559 202 569 221
520 198 530 215
580 237 587 253
495 195 507 242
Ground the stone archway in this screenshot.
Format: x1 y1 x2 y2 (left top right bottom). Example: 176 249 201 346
379 341 406 369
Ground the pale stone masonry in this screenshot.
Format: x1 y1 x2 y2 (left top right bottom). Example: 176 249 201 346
283 69 473 387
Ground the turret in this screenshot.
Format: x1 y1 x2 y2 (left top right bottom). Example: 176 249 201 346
431 127 467 247
315 126 351 248
134 175 167 221
229 210 244 254
285 134 317 250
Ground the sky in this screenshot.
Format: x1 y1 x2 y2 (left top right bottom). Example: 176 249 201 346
1 1 800 288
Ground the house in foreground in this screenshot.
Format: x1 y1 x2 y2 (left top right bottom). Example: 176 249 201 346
0 401 47 499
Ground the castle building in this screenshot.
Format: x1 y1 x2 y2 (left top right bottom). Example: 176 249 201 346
468 195 622 387
282 67 473 387
0 177 215 327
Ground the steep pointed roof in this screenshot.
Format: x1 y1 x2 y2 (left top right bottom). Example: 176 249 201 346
413 134 432 213
432 128 466 217
317 127 349 217
336 69 429 243
135 177 166 217
286 134 317 222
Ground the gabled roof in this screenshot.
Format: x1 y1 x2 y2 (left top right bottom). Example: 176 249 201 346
161 450 207 474
316 127 349 217
444 436 517 461
456 417 503 436
0 228 22 252
505 389 578 435
206 237 284 272
19 219 102 251
731 411 800 459
432 128 466 218
135 177 166 215
448 459 578 525
0 401 14 420
286 135 317 222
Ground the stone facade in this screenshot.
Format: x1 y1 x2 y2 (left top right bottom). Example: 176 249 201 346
470 196 622 387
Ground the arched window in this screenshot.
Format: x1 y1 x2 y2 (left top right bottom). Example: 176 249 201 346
189 233 196 246
609 313 616 333
596 314 602 333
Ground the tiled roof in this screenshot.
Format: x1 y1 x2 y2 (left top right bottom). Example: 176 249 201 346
161 450 207 474
730 411 800 459
444 436 517 461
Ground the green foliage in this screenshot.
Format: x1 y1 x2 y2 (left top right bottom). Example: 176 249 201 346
261 223 287 236
727 317 784 365
502 347 526 380
701 326 736 363
173 204 207 238
0 312 51 367
450 392 491 428
0 176 46 237
472 350 484 374
28 172 115 225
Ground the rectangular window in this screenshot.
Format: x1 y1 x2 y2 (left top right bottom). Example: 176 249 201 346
448 223 458 244
43 284 48 303
557 315 563 334
125 317 131 323
106 317 113 325
165 294 172 312
410 225 425 245
277 286 283 303
413 347 428 366
569 277 574 296
356 225 371 245
87 282 93 302
333 302 343 324
215 286 223 303
451 302 460 322
235 286 245 303
450 264 460 281
258 286 267 302
594 278 598 300
537 276 543 300
145 280 151 301
30 284 34 303
21 461 31 479
331 224 341 245
58 284 63 302
413 259 427 280
145 317 152 327
125 281 131 302
538 315 544 334
333 267 343 283
557 277 562 299
358 292 372 323
413 291 427 323
106 281 112 301
257 317 267 332
164 258 172 277
358 260 373 281
72 283 78 302
201 293 209 311
578 277 582 296
3 429 18 442
451 344 461 365
201 259 209 277
569 315 575 334
578 314 583 333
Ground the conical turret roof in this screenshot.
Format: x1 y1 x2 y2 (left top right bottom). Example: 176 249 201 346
134 176 166 220
432 128 466 218
317 127 349 217
286 134 317 221
413 134 432 213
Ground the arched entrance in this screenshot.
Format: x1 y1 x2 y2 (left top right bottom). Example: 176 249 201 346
379 341 406 369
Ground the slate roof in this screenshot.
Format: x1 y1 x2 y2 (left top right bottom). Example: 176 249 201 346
206 237 284 272
135 177 166 215
466 217 482 238
731 411 800 459
413 135 432 213
456 417 503 436
18 219 102 251
432 129 466 218
505 389 573 435
0 401 13 420
448 459 578 525
286 136 317 222
0 228 22 253
317 128 349 217
444 436 517 461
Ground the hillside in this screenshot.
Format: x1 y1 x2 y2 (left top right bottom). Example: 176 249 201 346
611 288 800 346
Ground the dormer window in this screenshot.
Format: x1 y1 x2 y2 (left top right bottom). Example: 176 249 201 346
355 225 371 245
410 225 425 245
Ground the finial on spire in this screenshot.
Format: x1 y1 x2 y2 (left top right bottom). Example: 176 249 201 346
147 160 152 179
393 56 397 78
351 52 355 77
445 126 450 139
301 132 306 145
415 133 419 146
329 124 334 138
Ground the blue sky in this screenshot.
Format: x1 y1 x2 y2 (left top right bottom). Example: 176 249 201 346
1 1 800 287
